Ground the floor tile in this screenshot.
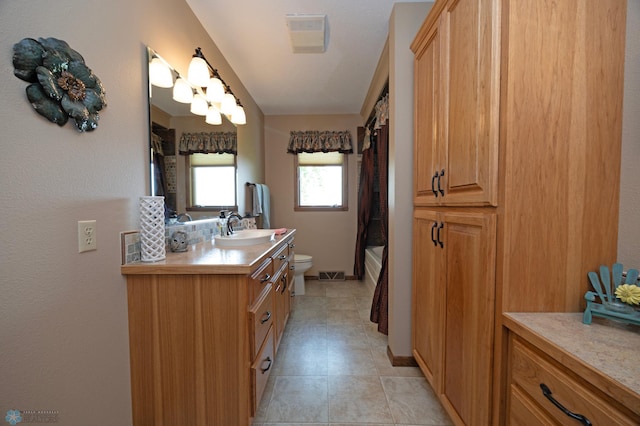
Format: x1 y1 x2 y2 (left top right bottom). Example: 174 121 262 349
328 345 377 376
266 376 329 422
380 377 453 425
328 376 394 423
255 280 452 426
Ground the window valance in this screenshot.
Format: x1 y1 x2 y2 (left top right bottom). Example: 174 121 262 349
178 132 237 155
287 130 353 154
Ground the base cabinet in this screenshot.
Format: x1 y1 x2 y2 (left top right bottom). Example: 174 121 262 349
505 316 640 425
124 235 294 425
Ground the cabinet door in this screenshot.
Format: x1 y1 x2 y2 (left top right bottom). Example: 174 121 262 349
441 211 496 424
439 0 499 206
412 209 445 391
414 22 441 206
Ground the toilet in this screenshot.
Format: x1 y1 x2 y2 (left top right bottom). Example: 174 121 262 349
293 254 313 295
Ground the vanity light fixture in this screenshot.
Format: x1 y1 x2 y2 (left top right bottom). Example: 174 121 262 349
190 93 209 116
187 47 245 125
231 105 246 125
205 105 222 125
149 56 174 88
172 76 194 103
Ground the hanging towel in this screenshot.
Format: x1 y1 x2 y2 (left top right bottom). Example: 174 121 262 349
260 184 271 229
251 184 263 216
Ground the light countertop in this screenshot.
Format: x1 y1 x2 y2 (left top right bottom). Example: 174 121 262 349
121 229 295 275
504 312 640 411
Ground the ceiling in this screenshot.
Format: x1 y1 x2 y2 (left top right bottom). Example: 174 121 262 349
186 0 428 116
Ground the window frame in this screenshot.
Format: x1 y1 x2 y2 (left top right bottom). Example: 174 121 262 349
185 153 238 212
294 152 348 212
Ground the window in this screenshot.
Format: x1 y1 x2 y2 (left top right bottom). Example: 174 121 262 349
187 153 237 210
295 152 348 211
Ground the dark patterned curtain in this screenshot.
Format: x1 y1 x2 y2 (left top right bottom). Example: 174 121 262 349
370 123 389 335
178 131 237 155
354 134 375 279
287 130 353 153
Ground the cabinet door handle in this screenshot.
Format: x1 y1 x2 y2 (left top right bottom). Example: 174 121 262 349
289 243 295 249
540 384 592 426
431 222 438 246
260 273 271 283
278 255 287 260
437 222 444 248
260 356 272 373
431 172 439 197
260 311 272 324
290 264 295 270
437 169 445 196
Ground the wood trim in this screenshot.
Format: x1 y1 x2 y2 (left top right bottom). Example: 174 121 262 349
387 345 418 367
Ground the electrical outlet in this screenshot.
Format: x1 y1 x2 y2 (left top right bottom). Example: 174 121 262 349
78 220 97 253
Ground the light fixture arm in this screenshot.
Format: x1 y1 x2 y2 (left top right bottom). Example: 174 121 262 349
192 47 240 105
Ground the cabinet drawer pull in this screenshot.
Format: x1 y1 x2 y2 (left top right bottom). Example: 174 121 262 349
437 222 444 248
260 311 272 324
431 222 438 246
290 265 295 270
260 357 272 373
278 255 287 260
540 384 592 426
289 243 295 249
431 172 439 197
260 273 271 283
437 169 445 196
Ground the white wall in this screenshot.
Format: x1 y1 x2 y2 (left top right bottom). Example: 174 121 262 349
618 0 640 266
387 2 434 357
0 0 263 424
264 114 361 276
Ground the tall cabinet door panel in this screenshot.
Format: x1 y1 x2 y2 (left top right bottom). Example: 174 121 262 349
441 211 496 425
440 0 499 206
412 209 445 391
414 22 441 206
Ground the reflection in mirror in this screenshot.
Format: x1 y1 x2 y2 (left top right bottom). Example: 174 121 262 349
147 47 238 220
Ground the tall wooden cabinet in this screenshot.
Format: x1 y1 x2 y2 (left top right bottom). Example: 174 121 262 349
411 0 627 424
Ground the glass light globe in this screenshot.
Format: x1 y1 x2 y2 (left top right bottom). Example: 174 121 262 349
190 93 208 116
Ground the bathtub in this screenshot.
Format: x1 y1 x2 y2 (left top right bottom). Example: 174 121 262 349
364 246 384 291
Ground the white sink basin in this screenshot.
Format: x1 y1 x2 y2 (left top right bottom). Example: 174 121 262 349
214 229 276 247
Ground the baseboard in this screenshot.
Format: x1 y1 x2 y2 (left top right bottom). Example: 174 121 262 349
304 275 357 281
387 345 418 367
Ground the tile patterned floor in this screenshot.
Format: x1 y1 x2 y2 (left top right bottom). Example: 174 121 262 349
253 280 453 426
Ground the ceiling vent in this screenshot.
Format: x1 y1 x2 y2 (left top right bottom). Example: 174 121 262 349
285 14 327 53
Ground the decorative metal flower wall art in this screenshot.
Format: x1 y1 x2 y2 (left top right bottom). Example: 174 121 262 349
12 37 107 132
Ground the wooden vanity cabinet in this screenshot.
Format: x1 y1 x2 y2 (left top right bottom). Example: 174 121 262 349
411 0 626 424
123 233 295 425
504 316 640 425
272 240 293 351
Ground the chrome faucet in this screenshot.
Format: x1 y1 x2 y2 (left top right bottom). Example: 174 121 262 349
226 212 244 235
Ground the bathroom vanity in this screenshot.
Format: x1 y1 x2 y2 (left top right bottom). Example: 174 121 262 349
503 313 640 424
121 230 295 425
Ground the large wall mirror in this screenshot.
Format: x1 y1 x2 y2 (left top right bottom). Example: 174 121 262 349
146 47 238 219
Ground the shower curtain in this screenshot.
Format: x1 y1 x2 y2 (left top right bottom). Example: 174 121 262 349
353 132 375 280
369 123 389 335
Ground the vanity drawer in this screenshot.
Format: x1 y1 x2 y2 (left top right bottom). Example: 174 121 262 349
509 336 637 425
251 326 275 416
272 243 289 275
249 258 273 306
249 285 274 360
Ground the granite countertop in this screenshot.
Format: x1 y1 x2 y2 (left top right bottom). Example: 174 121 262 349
503 312 640 402
121 229 296 275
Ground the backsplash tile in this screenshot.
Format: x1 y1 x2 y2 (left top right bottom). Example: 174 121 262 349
120 217 257 265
